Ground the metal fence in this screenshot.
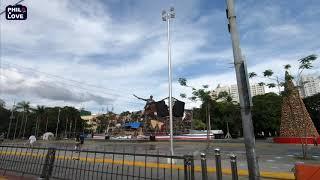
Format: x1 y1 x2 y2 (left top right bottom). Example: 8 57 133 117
0 145 240 180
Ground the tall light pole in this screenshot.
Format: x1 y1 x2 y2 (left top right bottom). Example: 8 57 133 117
225 0 260 179
55 108 61 138
162 7 175 156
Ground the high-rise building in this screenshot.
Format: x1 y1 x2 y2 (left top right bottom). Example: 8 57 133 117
250 84 265 96
299 75 320 97
212 83 265 103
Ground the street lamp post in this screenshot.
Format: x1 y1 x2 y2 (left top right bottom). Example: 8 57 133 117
162 7 175 156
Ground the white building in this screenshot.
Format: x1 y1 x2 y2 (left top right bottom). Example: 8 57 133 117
212 83 265 103
299 75 320 97
230 84 240 102
250 84 265 96
211 84 230 97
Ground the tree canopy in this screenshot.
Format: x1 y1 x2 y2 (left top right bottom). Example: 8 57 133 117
0 102 86 139
251 93 282 135
303 93 320 133
249 54 318 94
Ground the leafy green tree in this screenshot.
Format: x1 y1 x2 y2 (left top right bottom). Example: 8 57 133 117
0 105 10 135
251 93 282 136
178 78 212 126
32 105 46 137
178 77 242 138
120 111 130 116
16 101 30 138
0 100 87 139
303 93 320 133
193 119 206 130
96 114 109 133
80 109 91 116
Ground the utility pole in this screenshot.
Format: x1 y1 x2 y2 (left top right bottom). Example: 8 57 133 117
225 0 260 179
162 7 175 156
55 108 61 139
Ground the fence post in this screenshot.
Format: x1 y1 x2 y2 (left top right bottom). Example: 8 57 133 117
190 156 195 180
183 155 195 180
215 148 222 180
230 154 238 180
40 148 56 180
200 153 208 180
183 155 189 180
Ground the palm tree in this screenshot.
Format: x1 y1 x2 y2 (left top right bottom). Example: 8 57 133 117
16 101 30 138
32 105 46 137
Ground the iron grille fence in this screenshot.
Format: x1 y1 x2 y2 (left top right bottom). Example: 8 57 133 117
0 145 195 180
0 145 243 180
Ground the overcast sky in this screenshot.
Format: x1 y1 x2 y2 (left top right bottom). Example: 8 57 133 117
1 0 319 113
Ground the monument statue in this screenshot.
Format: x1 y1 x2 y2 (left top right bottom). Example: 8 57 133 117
133 94 155 110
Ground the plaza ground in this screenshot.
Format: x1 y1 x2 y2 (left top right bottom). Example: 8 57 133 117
1 138 319 179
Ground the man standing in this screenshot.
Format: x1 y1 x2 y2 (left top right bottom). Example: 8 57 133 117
80 133 85 145
73 133 82 160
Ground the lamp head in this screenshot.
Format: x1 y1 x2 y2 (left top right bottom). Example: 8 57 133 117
162 10 167 21
170 7 175 18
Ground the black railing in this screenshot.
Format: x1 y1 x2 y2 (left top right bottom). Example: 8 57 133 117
0 145 195 180
0 145 244 180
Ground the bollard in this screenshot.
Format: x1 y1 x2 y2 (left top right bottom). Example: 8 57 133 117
230 154 238 180
200 153 208 180
215 148 222 180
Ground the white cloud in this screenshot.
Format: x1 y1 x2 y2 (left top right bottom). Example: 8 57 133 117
266 24 302 36
1 0 320 114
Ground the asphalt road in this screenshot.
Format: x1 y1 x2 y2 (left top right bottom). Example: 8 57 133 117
15 138 317 172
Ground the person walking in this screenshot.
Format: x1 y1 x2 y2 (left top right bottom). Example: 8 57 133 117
80 133 85 145
73 134 81 160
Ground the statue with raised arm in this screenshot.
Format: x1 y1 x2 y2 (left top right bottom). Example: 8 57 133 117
133 94 155 110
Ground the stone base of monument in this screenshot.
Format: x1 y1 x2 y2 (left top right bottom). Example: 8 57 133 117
273 137 320 144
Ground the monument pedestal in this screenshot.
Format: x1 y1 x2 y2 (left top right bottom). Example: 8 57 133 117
273 137 320 144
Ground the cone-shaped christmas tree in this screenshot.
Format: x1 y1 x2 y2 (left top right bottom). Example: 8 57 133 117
280 71 319 137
